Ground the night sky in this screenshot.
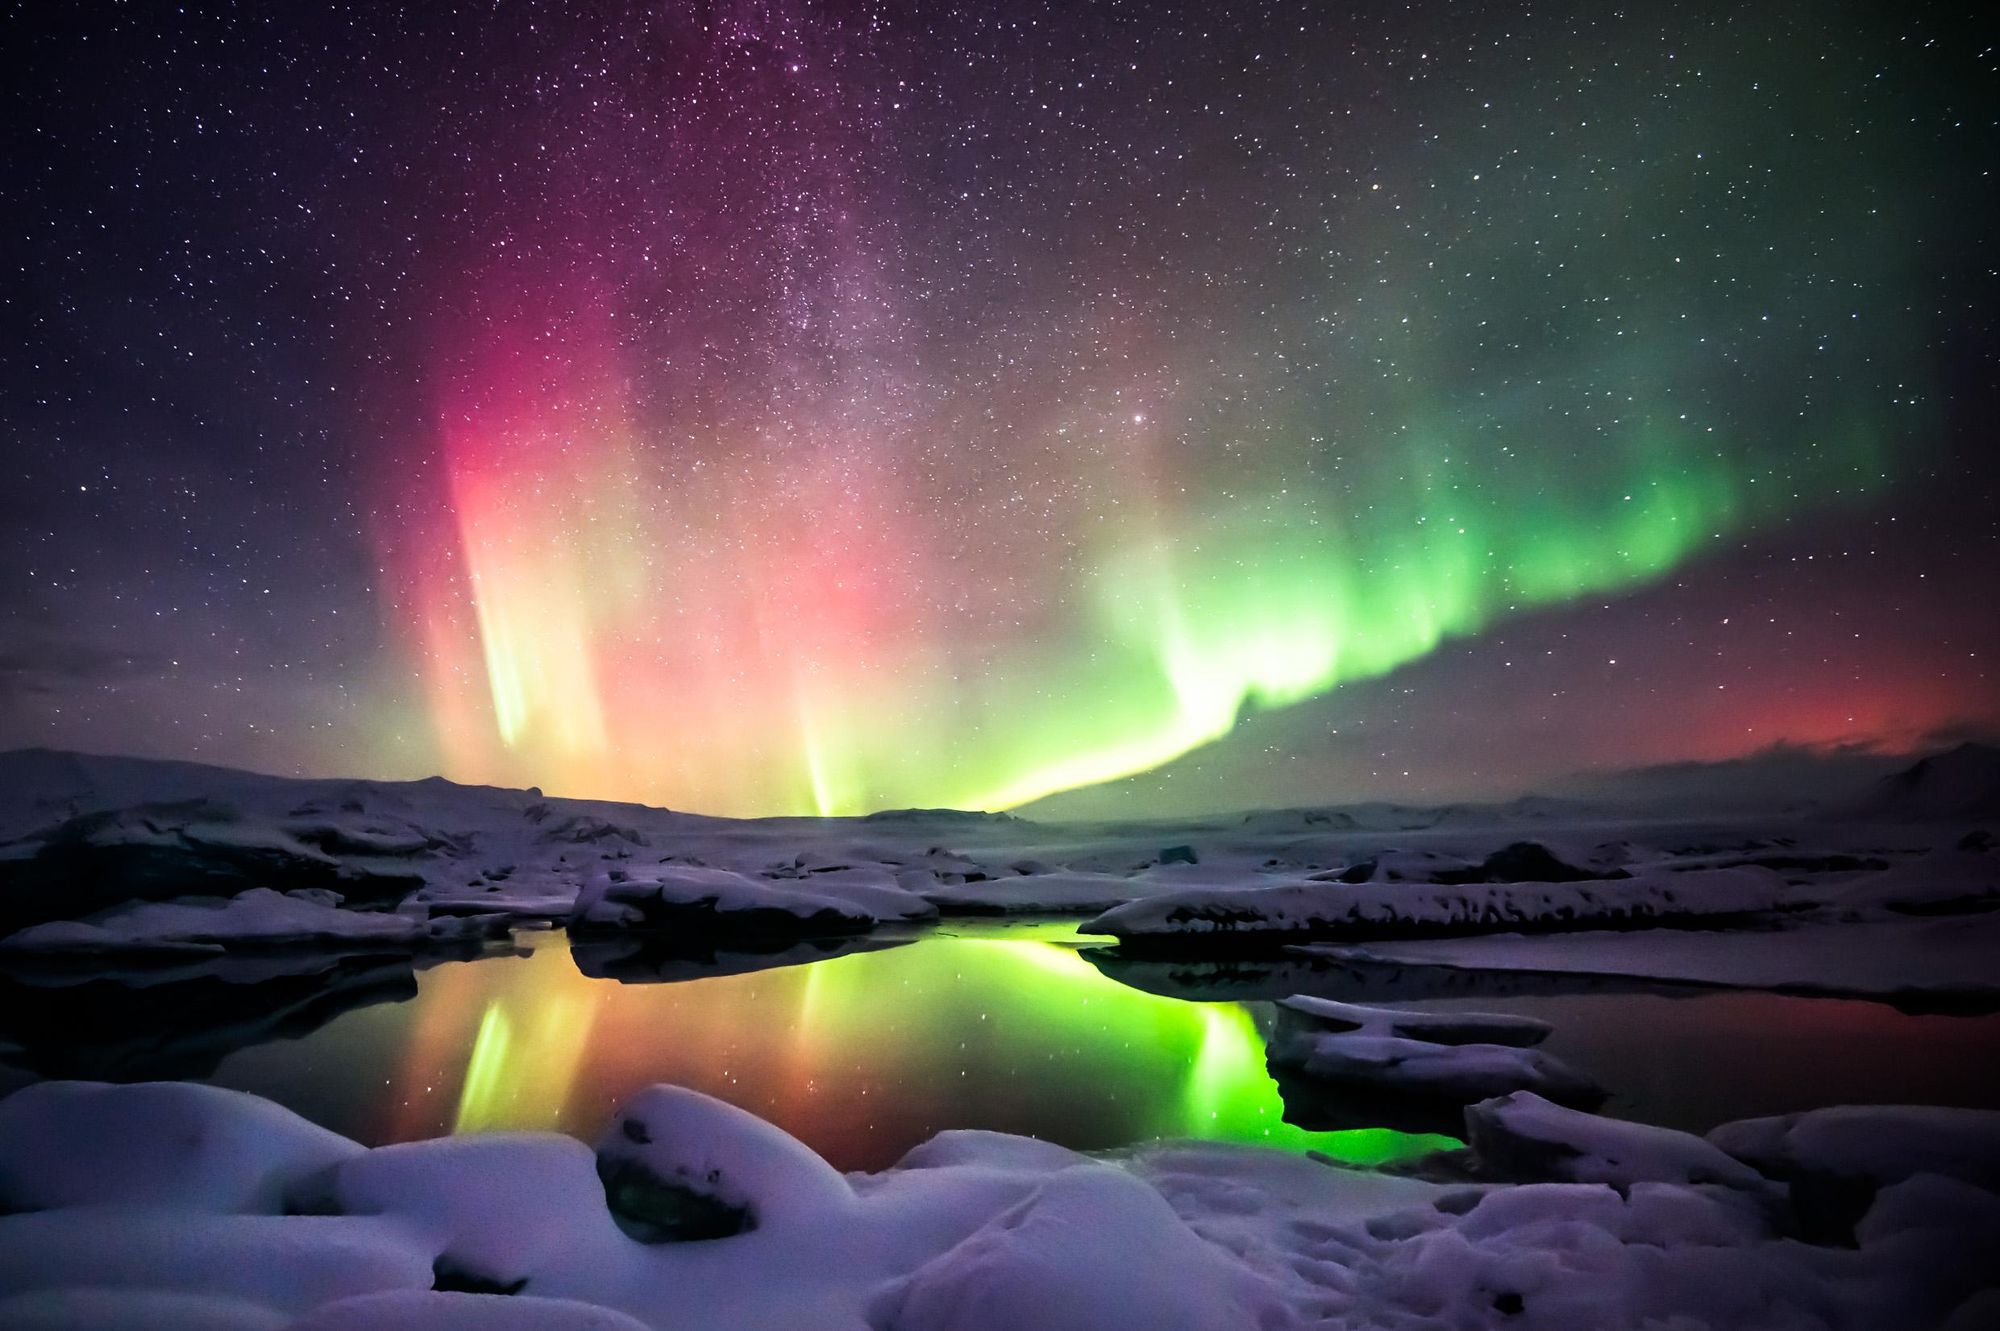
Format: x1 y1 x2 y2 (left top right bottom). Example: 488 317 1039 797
2 1 1995 817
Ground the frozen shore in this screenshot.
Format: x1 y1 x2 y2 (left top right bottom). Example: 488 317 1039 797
2 1078 1996 1331
3 747 1995 1002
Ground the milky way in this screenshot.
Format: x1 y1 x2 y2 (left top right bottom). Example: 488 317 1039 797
3 2 1995 814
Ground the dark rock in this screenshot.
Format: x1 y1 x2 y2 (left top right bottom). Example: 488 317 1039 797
597 1153 755 1243
1432 842 1621 885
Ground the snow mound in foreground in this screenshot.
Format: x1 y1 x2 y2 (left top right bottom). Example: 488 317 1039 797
2 1079 1998 1330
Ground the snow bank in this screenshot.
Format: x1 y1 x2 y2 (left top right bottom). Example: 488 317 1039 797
1083 866 1794 949
0 889 429 955
1830 846 1998 915
1 1079 1996 1331
0 1209 432 1315
1464 1091 1774 1193
871 1166 1284 1331
291 1291 653 1331
0 1080 361 1214
325 1134 627 1289
595 1084 855 1238
0 1288 289 1330
1708 1105 2000 1193
919 870 1141 915
1314 913 2000 1007
570 866 886 940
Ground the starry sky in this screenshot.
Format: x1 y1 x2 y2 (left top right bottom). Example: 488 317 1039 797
2 0 1995 817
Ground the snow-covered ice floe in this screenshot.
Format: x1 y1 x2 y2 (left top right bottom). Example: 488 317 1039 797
2 1079 1997 1331
1081 865 1800 951
1307 912 2000 1010
3 747 1995 972
0 888 511 958
1266 998 1601 1135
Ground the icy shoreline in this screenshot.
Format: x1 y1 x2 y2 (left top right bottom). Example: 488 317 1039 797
3 748 1995 1010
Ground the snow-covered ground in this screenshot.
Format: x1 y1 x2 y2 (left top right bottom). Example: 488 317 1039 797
1 1078 1995 1331
1309 913 2000 1009
4 746 1994 980
2 747 1998 1326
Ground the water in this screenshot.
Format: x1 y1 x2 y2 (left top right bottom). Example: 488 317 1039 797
3 920 1996 1171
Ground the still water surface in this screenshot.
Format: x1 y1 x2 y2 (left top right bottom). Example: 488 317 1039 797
4 920 1997 1171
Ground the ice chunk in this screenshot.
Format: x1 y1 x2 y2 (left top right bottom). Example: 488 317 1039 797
594 1084 855 1240
326 1134 627 1294
1084 866 1793 949
1465 1092 1774 1193
870 1166 1281 1331
1709 1104 2000 1193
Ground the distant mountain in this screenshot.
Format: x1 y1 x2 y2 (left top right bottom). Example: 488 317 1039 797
1850 743 2000 822
1534 743 1911 817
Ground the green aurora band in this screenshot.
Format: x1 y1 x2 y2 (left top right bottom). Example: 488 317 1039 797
382 2 1955 818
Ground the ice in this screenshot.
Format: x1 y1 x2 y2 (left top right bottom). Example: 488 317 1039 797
595 1084 856 1236
0 888 429 955
0 1079 1995 1330
4 747 1981 972
1083 866 1795 948
1267 997 1597 1133
570 865 894 939
870 1166 1285 1331
1276 994 1555 1046
919 870 1141 915
1318 913 2000 1006
1465 1091 1775 1193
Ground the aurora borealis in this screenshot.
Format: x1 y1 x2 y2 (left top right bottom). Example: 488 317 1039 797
2 1 1994 815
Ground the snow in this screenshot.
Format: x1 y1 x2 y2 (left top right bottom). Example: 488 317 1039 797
0 1288 290 1331
918 870 1142 915
1270 1029 1602 1110
0 1080 362 1214
0 888 430 955
1276 994 1555 1046
0 1209 433 1314
1828 846 1998 915
569 865 893 939
1266 997 1597 1123
870 1165 1287 1331
1708 1105 2000 1193
6 748 1990 970
595 1083 857 1232
1082 866 1796 948
324 1134 627 1286
1464 1091 1776 1193
291 1291 654 1330
291 1291 655 1330
1312 913 2000 1006
6 749 2000 1326
1 1078 1995 1330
